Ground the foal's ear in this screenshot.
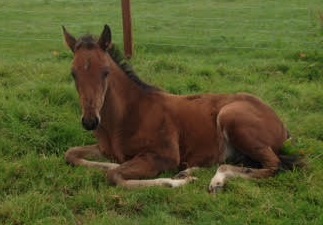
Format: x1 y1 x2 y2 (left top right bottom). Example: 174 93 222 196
62 26 77 53
98 24 112 51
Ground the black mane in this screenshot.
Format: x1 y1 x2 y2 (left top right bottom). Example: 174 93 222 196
107 44 160 92
76 35 160 92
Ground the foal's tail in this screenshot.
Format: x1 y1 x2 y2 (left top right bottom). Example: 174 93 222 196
278 134 307 171
278 154 307 171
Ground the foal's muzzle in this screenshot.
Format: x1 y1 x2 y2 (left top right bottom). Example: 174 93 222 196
81 116 100 131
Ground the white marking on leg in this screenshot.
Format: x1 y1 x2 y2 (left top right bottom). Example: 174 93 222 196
80 159 120 170
209 165 234 193
120 176 197 189
209 165 256 193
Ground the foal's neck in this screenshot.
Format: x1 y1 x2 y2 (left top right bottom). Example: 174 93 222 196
100 59 147 126
112 60 146 101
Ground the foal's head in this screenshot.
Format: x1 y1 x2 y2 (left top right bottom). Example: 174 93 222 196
63 25 113 130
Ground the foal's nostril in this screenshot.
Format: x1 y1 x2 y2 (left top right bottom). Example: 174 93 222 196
81 116 99 131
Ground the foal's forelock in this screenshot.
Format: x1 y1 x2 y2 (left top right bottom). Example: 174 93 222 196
75 35 97 51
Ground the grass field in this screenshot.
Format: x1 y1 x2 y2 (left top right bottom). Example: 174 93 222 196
1 0 323 224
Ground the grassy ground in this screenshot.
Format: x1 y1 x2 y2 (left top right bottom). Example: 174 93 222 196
1 0 323 224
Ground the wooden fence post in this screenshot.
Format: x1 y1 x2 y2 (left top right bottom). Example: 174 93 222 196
121 0 133 59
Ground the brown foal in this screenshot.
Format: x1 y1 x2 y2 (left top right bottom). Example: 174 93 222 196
62 25 302 193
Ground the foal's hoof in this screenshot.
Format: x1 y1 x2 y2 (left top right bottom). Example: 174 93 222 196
187 176 198 183
173 171 189 179
208 185 224 194
65 160 76 167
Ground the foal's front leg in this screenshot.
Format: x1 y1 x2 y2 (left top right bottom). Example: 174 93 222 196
173 167 200 179
106 153 197 189
65 144 120 170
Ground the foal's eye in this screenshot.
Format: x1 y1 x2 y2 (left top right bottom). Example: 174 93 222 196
102 71 109 79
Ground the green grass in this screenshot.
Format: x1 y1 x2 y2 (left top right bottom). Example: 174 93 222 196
1 0 323 224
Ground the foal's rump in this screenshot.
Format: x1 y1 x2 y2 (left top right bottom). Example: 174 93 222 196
214 93 289 164
218 94 288 148
217 93 304 168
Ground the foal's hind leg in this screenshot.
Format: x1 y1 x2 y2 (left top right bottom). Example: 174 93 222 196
208 147 280 193
209 102 284 193
65 145 120 170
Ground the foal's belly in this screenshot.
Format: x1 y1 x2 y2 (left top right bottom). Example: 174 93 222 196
178 124 222 168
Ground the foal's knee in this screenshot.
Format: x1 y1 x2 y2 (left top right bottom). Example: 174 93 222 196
106 170 124 186
64 148 80 166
